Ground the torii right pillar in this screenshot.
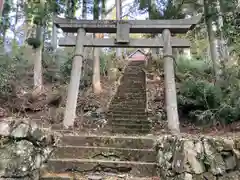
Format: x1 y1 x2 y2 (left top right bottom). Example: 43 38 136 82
162 29 180 134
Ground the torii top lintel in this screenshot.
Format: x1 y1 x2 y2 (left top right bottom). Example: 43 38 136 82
54 15 202 34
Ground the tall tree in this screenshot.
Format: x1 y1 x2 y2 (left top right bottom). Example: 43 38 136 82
203 0 219 81
115 0 122 59
92 0 102 94
0 0 10 47
25 0 62 93
0 0 4 17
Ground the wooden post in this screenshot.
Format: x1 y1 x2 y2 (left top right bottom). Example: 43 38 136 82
63 28 85 128
162 29 180 134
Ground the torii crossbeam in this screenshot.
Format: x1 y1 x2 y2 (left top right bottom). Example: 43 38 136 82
54 15 201 134
54 16 201 33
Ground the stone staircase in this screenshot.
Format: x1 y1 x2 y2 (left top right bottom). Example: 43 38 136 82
107 60 151 134
40 60 157 179
41 134 157 179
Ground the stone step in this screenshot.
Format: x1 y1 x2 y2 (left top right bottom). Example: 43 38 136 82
127 63 144 66
110 100 146 105
113 97 146 101
128 60 145 63
125 66 144 69
110 127 151 134
107 111 147 116
52 146 156 162
127 62 145 65
123 69 145 72
111 97 147 106
59 135 155 149
121 73 143 76
44 159 157 177
117 88 146 92
127 67 145 69
115 91 146 95
123 73 145 76
107 110 147 114
123 74 145 77
119 83 145 87
110 101 146 105
111 97 146 102
119 82 145 86
110 102 146 107
108 107 146 112
113 95 146 98
121 78 145 82
124 68 144 70
112 99 146 103
107 113 147 119
107 115 147 120
109 107 146 112
121 79 143 82
108 121 150 127
41 173 72 180
128 64 145 67
50 127 151 135
122 74 144 77
111 99 146 103
108 117 149 123
125 65 144 68
117 87 146 91
41 174 156 180
113 95 145 99
111 123 151 130
41 172 157 180
118 84 145 88
107 110 147 115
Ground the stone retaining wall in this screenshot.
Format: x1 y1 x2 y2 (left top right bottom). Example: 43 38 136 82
0 117 58 179
156 135 240 180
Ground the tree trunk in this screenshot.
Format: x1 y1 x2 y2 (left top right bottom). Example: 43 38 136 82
13 1 19 41
0 0 6 51
0 0 4 17
216 0 228 63
33 25 43 93
82 0 87 19
51 14 57 50
162 29 180 135
79 0 88 96
115 0 122 59
149 0 159 57
204 0 219 81
91 0 102 94
92 34 102 94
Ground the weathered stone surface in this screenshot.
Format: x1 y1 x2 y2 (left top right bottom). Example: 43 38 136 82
11 123 30 137
0 117 58 180
0 120 10 136
203 138 226 175
225 155 237 170
156 135 240 180
218 171 240 180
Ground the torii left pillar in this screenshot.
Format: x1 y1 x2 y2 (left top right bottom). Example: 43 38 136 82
63 28 85 128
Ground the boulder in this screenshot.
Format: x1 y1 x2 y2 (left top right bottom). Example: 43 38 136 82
156 135 240 180
0 117 58 179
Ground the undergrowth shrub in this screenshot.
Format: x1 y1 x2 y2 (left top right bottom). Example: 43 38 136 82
0 50 30 97
176 57 240 125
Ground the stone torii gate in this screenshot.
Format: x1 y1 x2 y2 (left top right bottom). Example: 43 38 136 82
54 16 201 133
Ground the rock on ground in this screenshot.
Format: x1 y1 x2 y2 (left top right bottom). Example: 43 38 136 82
156 134 240 180
0 117 59 180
